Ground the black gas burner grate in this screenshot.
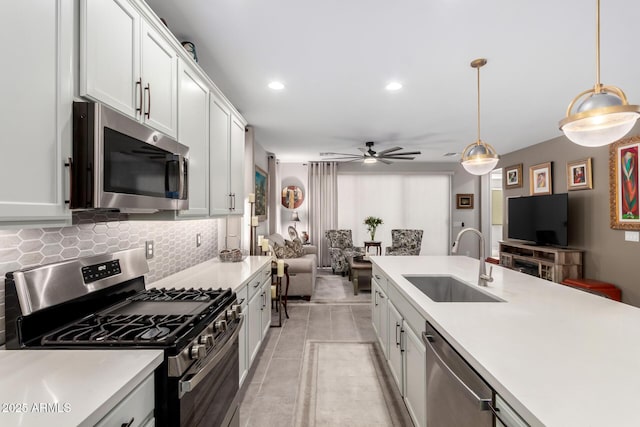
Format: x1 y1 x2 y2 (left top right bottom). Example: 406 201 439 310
128 287 229 303
41 313 194 346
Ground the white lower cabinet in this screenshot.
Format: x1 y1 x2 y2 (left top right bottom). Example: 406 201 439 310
95 373 154 427
381 293 427 427
237 284 249 386
372 276 389 359
246 266 272 369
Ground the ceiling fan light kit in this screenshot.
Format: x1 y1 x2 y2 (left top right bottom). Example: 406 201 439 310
461 58 499 176
559 0 640 147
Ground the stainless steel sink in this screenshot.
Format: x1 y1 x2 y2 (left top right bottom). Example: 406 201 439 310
403 275 503 303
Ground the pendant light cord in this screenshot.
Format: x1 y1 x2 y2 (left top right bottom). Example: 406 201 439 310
477 65 481 142
595 0 601 88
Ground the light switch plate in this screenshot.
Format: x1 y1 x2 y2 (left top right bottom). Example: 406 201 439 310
145 240 154 259
625 231 639 242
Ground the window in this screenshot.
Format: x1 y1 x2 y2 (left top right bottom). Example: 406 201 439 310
337 174 451 255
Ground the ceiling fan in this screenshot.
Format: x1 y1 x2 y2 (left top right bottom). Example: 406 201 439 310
320 141 421 164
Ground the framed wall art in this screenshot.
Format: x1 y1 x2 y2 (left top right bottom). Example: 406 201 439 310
529 162 552 196
610 136 640 230
504 163 523 189
566 158 593 191
254 166 268 221
281 185 304 209
456 193 474 209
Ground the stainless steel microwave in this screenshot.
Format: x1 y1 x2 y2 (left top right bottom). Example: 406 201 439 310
70 102 188 212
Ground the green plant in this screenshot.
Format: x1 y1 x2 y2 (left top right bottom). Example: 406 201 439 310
364 216 383 241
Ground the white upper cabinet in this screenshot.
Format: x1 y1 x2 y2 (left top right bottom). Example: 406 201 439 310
81 0 177 138
177 59 209 217
209 92 246 216
0 0 73 227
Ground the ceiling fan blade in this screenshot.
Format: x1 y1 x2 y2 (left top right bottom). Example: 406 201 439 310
320 152 361 157
382 156 416 160
388 151 422 156
378 158 393 165
324 156 364 160
376 146 403 156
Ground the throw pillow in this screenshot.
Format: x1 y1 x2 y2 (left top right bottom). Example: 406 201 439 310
273 238 305 259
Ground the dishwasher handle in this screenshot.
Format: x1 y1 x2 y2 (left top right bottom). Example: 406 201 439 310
422 331 492 411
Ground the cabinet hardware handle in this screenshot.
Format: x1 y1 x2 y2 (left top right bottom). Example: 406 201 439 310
395 322 400 347
374 290 378 306
121 417 134 427
136 78 142 116
379 293 385 299
144 83 151 119
229 193 233 211
231 193 236 210
400 328 405 352
253 281 260 288
238 298 245 305
64 157 73 205
374 274 381 280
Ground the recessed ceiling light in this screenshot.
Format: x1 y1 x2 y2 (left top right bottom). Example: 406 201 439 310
268 81 285 90
385 82 402 91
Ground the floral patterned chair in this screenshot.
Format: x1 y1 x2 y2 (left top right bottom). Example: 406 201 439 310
325 229 365 275
385 229 424 256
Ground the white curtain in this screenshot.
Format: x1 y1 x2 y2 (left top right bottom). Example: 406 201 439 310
267 154 280 235
308 162 338 267
337 174 451 255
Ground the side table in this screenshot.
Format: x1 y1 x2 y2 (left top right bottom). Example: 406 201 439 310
270 261 290 327
364 241 382 256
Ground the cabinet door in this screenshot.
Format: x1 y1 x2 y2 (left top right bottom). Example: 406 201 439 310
0 0 72 225
80 0 140 119
140 20 178 137
372 278 389 360
261 278 272 336
387 301 404 394
229 114 246 214
209 93 231 215
237 285 249 386
404 324 427 427
247 287 263 365
177 59 209 217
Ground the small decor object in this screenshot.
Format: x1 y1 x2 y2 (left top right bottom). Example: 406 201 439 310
281 185 304 209
456 194 474 209
301 231 309 244
529 162 552 196
504 163 523 189
610 136 640 230
566 158 593 191
255 166 268 221
364 216 383 241
181 41 198 63
218 248 247 262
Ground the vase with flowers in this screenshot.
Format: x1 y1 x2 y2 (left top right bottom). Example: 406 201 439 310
364 216 383 241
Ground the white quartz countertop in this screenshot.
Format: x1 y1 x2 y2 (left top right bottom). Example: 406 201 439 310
371 255 640 427
147 256 272 291
0 349 163 427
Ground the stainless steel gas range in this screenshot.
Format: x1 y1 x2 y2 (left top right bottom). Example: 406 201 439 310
4 248 241 427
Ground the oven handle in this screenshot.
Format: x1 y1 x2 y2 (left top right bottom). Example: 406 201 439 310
179 315 243 397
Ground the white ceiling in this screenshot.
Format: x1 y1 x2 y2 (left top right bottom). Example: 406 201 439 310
146 0 640 163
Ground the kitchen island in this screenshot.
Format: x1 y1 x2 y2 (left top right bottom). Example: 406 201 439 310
0 349 163 427
372 255 640 427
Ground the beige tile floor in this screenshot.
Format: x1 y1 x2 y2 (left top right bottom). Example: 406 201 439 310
238 303 412 427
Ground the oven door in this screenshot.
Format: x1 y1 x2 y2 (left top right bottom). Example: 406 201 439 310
178 317 242 427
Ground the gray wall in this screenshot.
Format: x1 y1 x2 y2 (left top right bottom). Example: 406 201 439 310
499 126 640 307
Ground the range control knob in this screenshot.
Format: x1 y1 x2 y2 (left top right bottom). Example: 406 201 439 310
215 319 227 332
232 304 242 315
226 309 237 321
198 334 214 347
190 344 206 360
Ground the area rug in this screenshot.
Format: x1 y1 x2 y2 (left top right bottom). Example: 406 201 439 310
293 341 413 427
309 271 371 304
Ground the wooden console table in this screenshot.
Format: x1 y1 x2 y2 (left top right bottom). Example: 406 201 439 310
499 241 583 283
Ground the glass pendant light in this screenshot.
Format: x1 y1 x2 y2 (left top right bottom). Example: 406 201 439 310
559 0 640 147
461 58 499 175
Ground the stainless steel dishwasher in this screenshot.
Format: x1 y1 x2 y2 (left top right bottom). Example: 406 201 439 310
422 322 501 426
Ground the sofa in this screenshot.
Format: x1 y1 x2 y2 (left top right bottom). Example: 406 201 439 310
267 233 317 298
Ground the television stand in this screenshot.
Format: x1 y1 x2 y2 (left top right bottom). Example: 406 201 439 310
499 241 583 283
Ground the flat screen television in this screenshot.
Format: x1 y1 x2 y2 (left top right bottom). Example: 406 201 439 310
507 193 568 246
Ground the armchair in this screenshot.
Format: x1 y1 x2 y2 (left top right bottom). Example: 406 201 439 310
385 229 424 256
325 229 364 275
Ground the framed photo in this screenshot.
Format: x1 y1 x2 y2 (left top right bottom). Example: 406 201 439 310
566 158 593 191
456 193 474 209
529 162 552 196
504 163 523 189
254 166 268 221
610 136 640 230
